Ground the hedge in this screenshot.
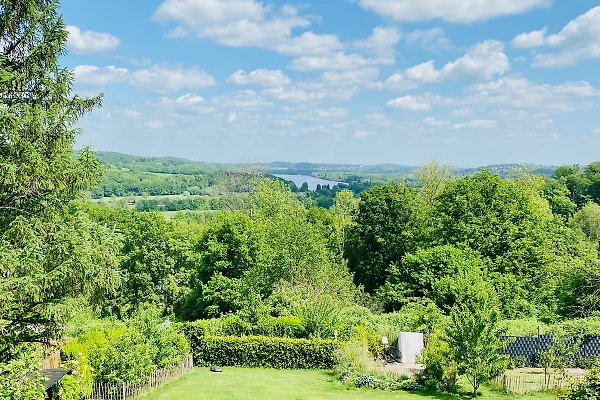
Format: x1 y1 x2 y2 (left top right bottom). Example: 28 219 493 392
190 335 339 369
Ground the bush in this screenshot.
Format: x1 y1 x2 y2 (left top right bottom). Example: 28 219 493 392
354 374 379 388
501 317 600 337
179 320 208 341
52 375 82 400
0 349 46 400
561 357 600 400
60 340 93 398
350 374 416 391
334 340 377 376
270 316 306 338
508 355 526 369
417 331 458 393
97 328 157 383
190 335 338 369
182 315 307 339
63 314 190 384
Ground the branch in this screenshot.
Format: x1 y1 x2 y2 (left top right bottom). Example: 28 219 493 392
0 206 32 215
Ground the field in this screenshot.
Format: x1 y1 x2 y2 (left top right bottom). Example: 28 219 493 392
141 368 557 400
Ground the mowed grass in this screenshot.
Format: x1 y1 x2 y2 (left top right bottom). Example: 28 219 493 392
141 367 558 400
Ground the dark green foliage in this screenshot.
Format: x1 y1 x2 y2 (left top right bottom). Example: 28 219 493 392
346 183 419 292
0 0 102 229
91 170 211 198
434 171 546 276
543 179 577 218
178 321 208 342
0 206 122 361
82 205 200 316
445 272 508 397
190 335 338 369
377 245 483 312
554 162 600 208
0 0 121 372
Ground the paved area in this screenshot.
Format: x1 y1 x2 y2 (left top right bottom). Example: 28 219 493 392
377 363 425 377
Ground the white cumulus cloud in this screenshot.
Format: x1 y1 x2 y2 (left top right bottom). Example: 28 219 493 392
387 95 431 111
154 0 340 57
176 93 205 105
466 78 600 112
530 6 600 67
66 25 120 53
511 27 547 48
385 40 509 89
357 0 549 23
73 65 128 86
228 69 290 87
129 64 216 93
406 28 452 51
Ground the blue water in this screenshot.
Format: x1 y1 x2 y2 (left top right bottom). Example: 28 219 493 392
272 174 342 191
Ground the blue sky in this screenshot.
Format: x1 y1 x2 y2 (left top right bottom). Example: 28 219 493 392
61 0 600 166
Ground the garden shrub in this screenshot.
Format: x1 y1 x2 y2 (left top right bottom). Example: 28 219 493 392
269 316 306 338
179 320 208 341
354 374 379 388
501 317 600 337
52 375 82 400
60 340 94 398
334 340 377 376
350 374 417 391
508 355 526 369
191 335 338 369
417 330 458 393
0 349 46 400
182 315 307 339
94 327 157 383
561 357 600 400
62 314 190 385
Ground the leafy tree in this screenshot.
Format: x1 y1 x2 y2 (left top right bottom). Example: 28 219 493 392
377 245 483 312
346 183 419 292
561 260 600 317
584 162 600 204
543 179 577 219
434 171 551 276
414 159 455 208
0 0 119 371
572 202 600 251
554 165 590 207
0 0 102 229
445 271 508 397
0 206 122 361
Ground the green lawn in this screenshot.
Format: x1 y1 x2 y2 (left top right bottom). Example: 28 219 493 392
141 368 557 400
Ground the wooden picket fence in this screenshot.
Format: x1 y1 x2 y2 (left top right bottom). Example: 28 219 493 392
492 372 584 394
84 355 193 399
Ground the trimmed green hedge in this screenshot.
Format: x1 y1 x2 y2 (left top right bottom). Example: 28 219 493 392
191 335 339 369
